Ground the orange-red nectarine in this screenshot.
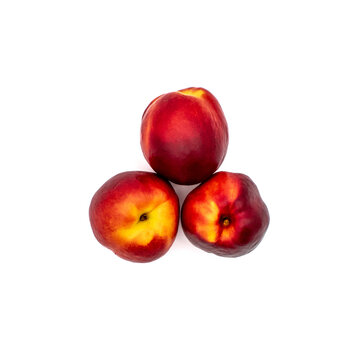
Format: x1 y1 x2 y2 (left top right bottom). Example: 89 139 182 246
89 171 179 262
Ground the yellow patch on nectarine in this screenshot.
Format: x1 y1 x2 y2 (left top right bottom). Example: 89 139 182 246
220 226 236 243
193 200 219 243
178 88 205 99
225 181 239 203
114 199 176 246
203 173 240 203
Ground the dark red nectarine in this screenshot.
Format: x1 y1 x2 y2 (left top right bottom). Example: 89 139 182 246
181 171 269 257
141 87 228 185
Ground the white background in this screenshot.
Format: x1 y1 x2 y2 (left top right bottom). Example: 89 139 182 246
1 1 361 359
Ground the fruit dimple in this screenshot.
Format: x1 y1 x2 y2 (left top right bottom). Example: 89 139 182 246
139 213 148 222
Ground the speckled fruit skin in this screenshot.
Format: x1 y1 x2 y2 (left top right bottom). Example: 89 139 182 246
141 87 229 185
181 172 269 257
89 171 179 263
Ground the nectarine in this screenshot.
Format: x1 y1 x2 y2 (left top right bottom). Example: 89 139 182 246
141 87 228 185
181 171 269 257
89 171 179 262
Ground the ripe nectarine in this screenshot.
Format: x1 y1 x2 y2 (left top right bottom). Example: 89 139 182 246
89 171 179 262
141 87 228 185
181 171 269 257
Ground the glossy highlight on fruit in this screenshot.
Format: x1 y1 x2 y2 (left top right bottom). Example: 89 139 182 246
89 171 179 263
181 171 269 257
141 87 229 185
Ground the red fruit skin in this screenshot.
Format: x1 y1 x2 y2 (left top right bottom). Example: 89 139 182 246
181 172 269 257
141 87 229 185
89 171 179 263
